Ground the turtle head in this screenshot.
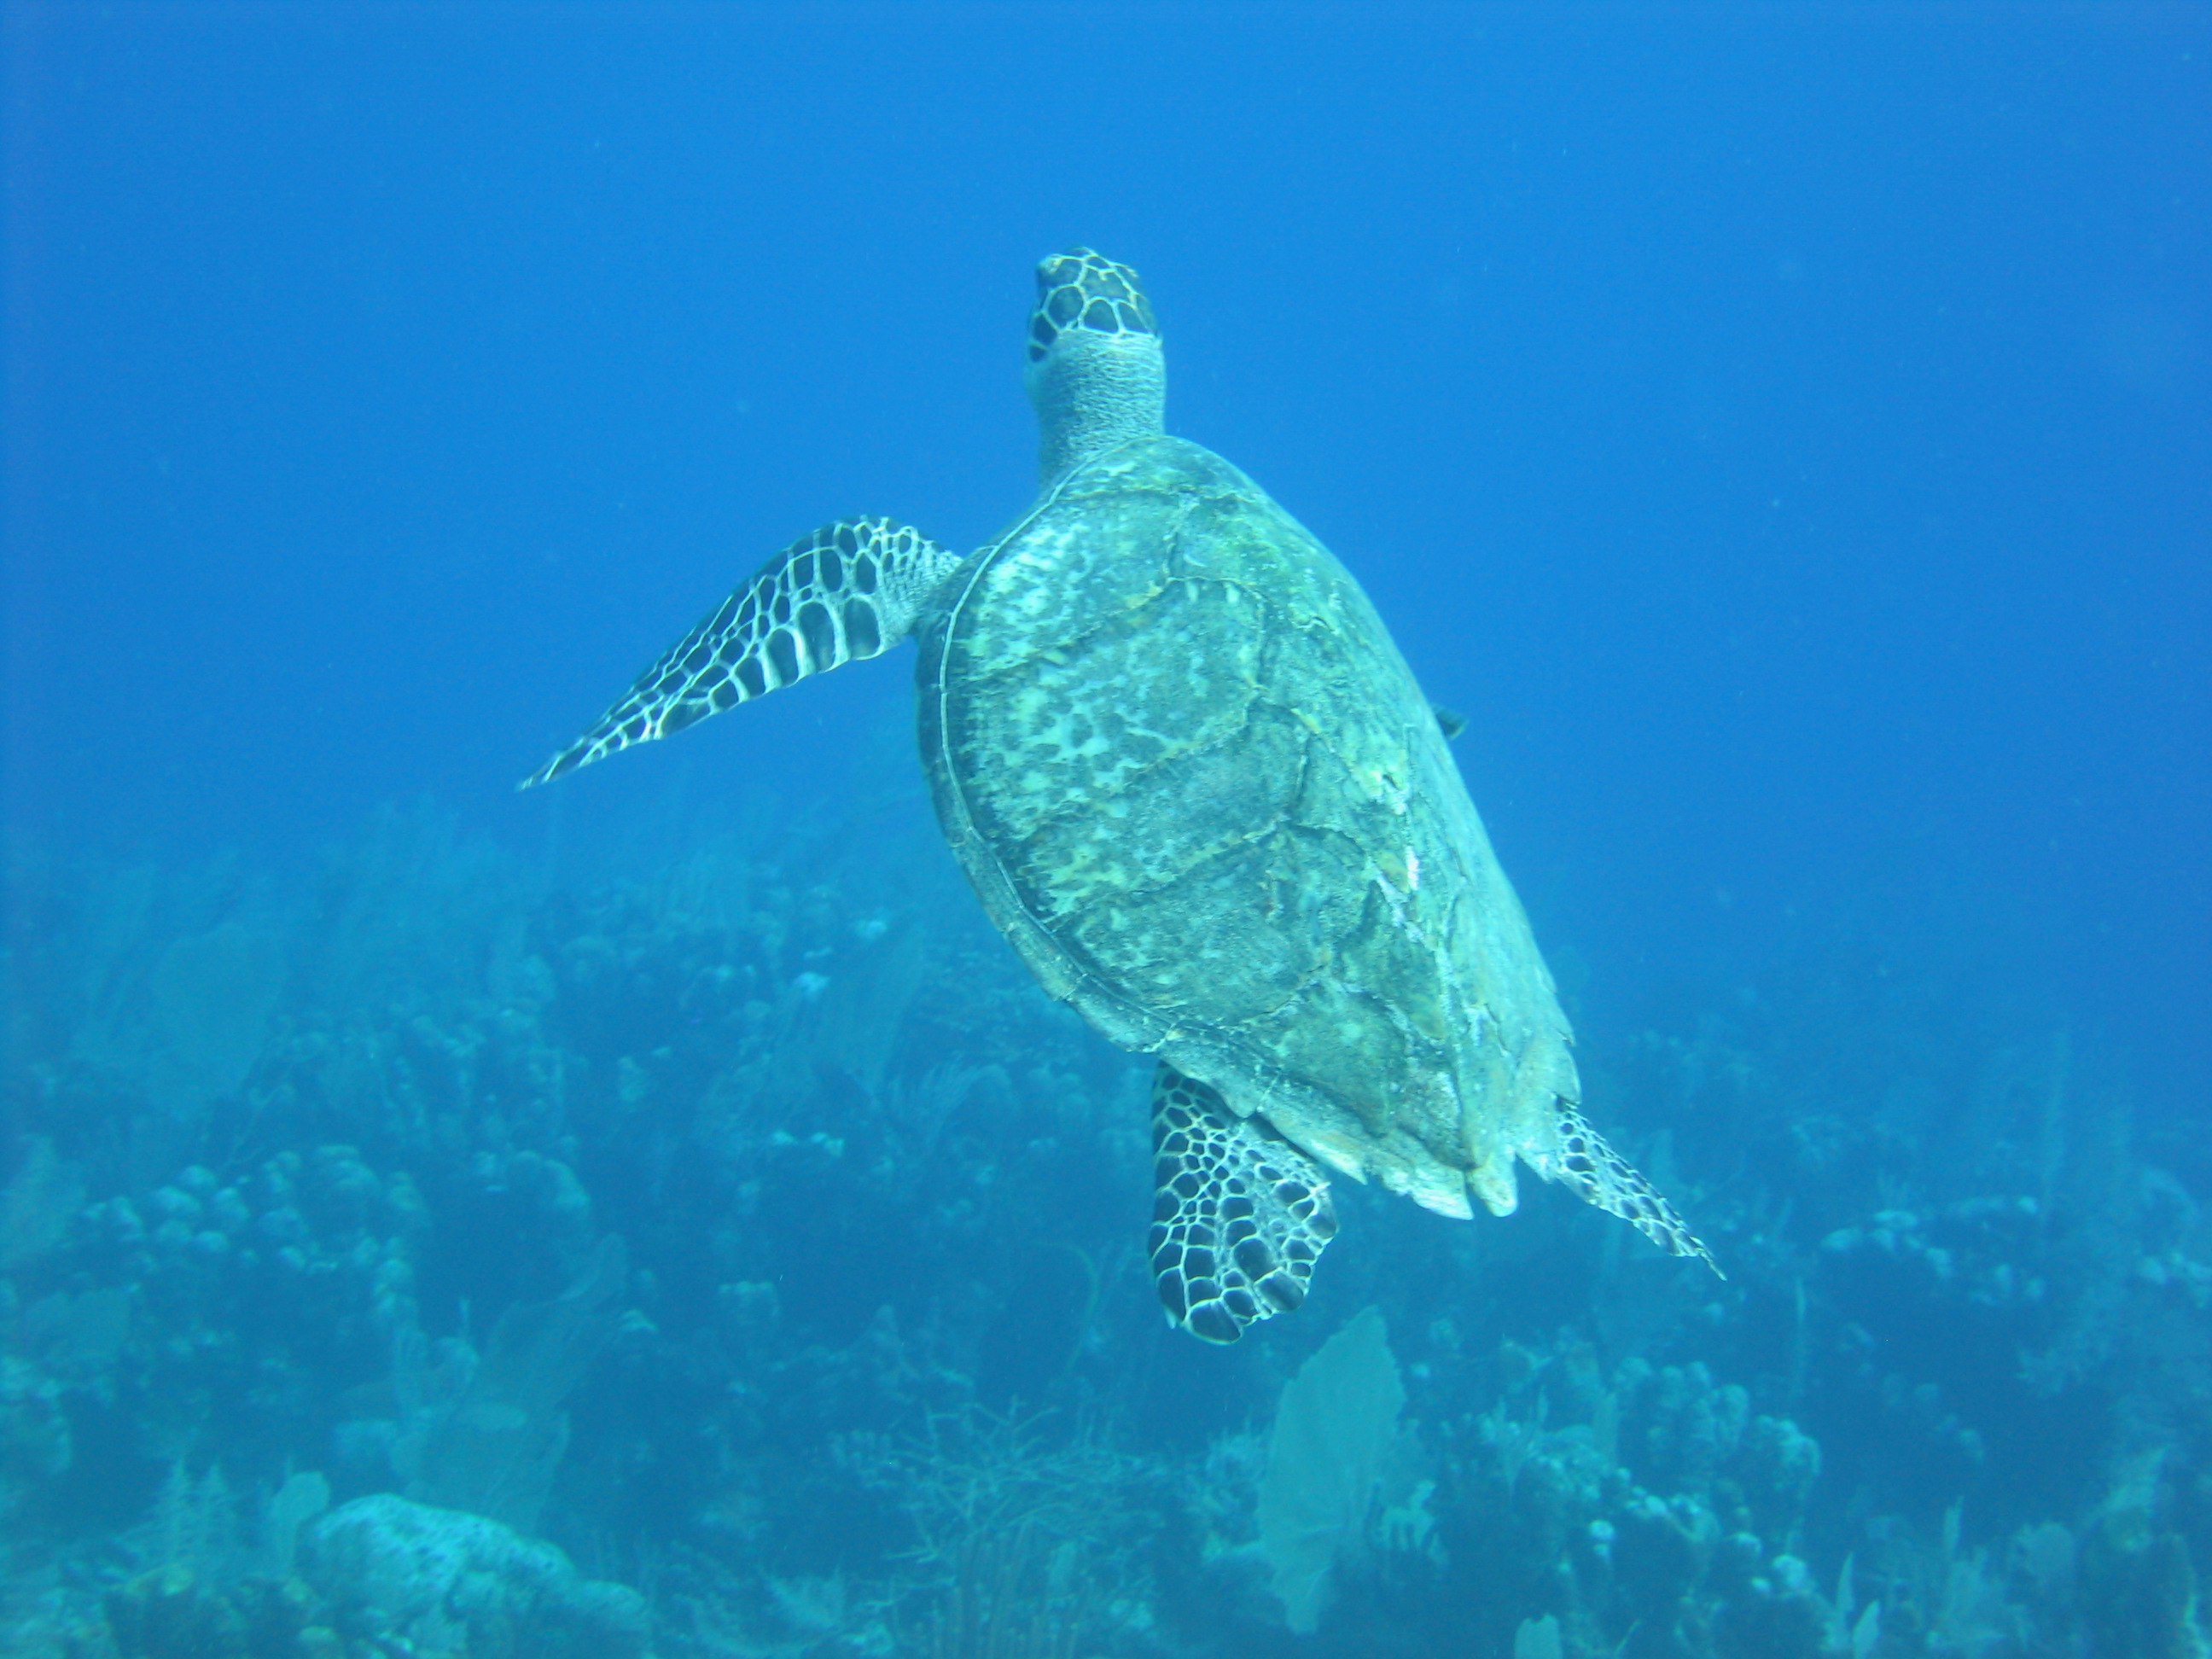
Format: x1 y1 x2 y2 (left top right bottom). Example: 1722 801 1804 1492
1024 247 1166 482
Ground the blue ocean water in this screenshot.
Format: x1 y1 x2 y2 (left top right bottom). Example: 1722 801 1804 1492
3 7 2207 1656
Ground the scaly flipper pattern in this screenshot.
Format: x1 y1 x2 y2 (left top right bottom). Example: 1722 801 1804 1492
522 518 963 789
1149 1062 1338 1343
1547 1104 1721 1275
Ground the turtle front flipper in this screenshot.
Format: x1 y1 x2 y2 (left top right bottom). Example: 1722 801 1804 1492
522 517 963 788
1149 1062 1338 1344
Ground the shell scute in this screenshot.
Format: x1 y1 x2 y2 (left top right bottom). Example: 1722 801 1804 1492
951 568 1260 847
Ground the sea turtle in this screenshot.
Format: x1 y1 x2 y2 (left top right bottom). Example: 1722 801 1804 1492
523 249 1715 1342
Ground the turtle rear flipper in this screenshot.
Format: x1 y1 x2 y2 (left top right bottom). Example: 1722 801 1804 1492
1148 1062 1337 1344
522 517 963 788
1545 1104 1721 1275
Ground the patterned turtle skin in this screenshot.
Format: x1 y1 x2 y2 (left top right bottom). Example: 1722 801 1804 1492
523 249 1714 1344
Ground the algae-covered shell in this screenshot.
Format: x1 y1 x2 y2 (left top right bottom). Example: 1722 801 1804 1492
922 432 1581 1223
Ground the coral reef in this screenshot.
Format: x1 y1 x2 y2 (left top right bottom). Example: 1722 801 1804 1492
1 806 2206 1656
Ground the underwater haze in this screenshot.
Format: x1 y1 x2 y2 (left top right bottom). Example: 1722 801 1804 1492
3 6 2209 1657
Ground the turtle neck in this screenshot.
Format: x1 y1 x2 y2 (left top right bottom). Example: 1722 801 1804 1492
1026 328 1167 486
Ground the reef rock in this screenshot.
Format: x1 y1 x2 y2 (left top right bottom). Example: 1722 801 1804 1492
305 1493 647 1658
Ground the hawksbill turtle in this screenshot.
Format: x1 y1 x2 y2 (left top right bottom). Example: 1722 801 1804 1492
524 249 1715 1342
